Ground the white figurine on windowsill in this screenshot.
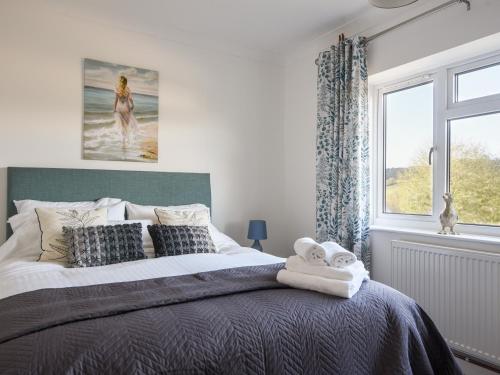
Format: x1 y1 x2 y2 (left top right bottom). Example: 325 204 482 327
439 192 459 235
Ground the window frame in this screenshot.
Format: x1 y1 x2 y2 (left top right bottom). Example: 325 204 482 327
373 51 500 236
446 110 500 227
379 77 436 219
447 54 500 108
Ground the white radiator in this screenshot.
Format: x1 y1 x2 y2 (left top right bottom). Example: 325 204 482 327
390 240 500 367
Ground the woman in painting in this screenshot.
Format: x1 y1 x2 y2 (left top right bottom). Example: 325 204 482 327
114 75 138 148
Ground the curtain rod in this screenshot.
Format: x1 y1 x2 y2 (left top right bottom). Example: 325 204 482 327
315 0 471 65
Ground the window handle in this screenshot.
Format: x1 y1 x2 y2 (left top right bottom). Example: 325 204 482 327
428 146 434 166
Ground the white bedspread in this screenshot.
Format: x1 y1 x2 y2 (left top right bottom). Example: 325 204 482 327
0 247 284 300
0 222 285 300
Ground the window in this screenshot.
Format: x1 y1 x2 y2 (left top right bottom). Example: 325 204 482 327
455 63 500 102
384 83 433 215
449 113 500 226
375 52 500 232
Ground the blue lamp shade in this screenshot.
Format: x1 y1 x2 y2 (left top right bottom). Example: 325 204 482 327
247 220 267 251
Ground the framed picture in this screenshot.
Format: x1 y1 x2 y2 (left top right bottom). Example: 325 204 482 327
83 58 159 162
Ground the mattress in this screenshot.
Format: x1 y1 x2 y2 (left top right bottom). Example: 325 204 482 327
0 228 462 374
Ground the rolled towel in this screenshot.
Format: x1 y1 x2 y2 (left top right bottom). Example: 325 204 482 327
293 237 327 265
286 256 368 281
322 241 357 268
277 269 368 299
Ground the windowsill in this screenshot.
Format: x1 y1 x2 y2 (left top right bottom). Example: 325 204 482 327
370 225 500 246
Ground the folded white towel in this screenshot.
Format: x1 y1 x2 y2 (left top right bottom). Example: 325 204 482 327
293 237 327 265
322 241 357 268
286 256 368 281
277 269 368 299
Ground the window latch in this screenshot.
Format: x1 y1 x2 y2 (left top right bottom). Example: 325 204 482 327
428 146 434 166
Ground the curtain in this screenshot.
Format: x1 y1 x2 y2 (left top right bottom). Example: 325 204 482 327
316 36 370 270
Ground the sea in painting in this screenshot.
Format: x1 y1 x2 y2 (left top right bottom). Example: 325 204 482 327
83 59 159 162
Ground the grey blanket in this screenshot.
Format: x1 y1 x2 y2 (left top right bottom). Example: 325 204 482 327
0 263 461 375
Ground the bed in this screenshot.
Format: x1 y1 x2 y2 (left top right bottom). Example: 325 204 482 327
0 167 462 374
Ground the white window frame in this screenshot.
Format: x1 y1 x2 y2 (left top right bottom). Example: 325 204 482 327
372 50 500 237
447 54 500 109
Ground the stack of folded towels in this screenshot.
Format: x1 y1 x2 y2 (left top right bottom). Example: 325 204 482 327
277 237 369 299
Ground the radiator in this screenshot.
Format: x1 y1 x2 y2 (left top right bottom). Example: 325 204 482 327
390 240 500 367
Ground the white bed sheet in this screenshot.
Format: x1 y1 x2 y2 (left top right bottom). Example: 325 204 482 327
0 245 284 300
0 215 284 300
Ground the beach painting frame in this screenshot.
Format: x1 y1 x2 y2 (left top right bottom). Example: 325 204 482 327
83 58 159 162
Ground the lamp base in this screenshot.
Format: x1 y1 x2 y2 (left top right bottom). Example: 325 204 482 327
250 240 263 252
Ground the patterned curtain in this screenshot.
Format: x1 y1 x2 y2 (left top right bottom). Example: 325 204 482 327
316 36 370 270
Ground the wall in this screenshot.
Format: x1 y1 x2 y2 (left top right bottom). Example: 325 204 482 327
282 0 500 274
3 0 500 262
0 1 287 255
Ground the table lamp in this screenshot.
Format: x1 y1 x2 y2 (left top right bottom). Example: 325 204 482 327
247 220 267 251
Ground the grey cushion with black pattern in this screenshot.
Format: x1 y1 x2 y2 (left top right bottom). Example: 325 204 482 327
63 223 145 268
148 225 216 257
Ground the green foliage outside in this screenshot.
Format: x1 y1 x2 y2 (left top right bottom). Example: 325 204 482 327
386 144 500 225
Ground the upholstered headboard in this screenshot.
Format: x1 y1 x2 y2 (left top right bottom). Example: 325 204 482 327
6 167 211 238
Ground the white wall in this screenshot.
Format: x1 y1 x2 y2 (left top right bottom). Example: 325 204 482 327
0 1 287 255
3 0 500 263
282 0 500 272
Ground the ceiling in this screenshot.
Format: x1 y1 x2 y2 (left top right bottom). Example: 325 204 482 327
47 0 371 56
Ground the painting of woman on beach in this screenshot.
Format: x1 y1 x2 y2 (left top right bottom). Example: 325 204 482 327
83 58 158 162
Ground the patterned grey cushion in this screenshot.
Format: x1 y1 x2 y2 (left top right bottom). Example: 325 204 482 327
63 223 145 268
148 225 216 257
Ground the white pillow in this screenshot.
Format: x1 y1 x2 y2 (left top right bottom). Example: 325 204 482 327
35 207 108 263
126 202 208 223
0 219 42 262
125 204 239 253
8 198 126 233
14 197 122 214
108 219 155 258
209 223 239 251
105 201 126 221
7 212 32 233
154 207 210 226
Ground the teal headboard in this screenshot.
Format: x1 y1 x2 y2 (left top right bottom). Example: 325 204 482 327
6 167 211 238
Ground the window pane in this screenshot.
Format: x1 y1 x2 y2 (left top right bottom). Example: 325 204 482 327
456 63 500 102
449 113 500 225
384 83 433 215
